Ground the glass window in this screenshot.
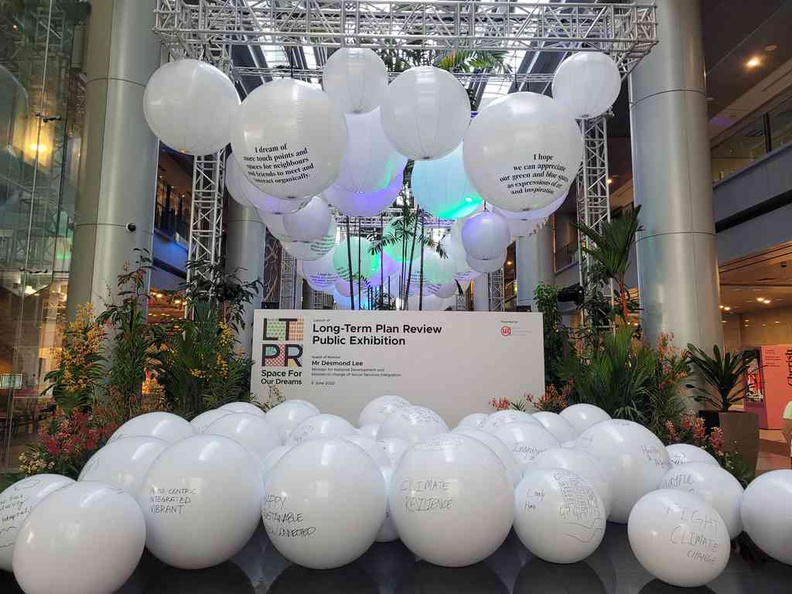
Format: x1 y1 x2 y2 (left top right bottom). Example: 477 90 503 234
769 95 792 151
711 117 767 181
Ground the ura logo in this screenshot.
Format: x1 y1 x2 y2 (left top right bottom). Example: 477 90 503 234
501 326 512 337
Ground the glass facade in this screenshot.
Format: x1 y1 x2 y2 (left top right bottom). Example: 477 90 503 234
711 93 792 182
1 1 87 468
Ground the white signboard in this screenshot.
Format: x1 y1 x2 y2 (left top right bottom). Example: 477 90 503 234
251 310 544 426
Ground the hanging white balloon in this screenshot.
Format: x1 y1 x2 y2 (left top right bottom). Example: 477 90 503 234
282 196 332 242
144 59 240 155
380 66 471 160
412 144 482 219
494 191 568 221
461 211 511 260
467 251 507 274
230 79 347 199
227 155 308 214
335 108 407 194
281 218 338 261
259 211 291 241
407 293 452 311
422 249 456 286
552 52 621 119
463 92 583 211
322 48 389 114
506 217 548 238
324 170 403 217
432 281 459 299
333 236 381 281
300 250 341 291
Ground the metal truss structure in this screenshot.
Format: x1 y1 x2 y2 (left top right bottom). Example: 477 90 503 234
488 269 505 312
155 1 656 68
151 1 657 306
576 115 613 325
278 250 301 308
187 152 225 281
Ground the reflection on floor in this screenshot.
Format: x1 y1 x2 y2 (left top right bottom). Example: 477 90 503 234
1 523 791 593
758 430 790 474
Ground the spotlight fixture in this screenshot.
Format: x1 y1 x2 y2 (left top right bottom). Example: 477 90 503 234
757 297 765 302
724 306 731 311
606 177 613 185
506 260 513 266
746 56 762 68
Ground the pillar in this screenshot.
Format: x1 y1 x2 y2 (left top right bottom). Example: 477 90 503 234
67 0 160 319
628 0 722 352
225 200 265 358
515 224 555 311
473 277 489 311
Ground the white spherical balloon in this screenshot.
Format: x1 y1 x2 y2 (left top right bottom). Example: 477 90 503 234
359 395 411 426
324 170 403 217
432 281 459 299
333 236 381 281
456 412 489 430
359 423 381 440
576 419 671 523
559 403 611 434
453 428 522 486
263 439 386 569
741 469 792 564
492 422 560 470
286 413 357 445
260 444 292 484
628 489 730 587
467 250 507 274
190 408 234 433
659 463 744 540
144 59 239 155
205 412 282 462
378 437 409 466
378 405 449 444
666 443 720 467
266 400 320 441
389 434 513 566
282 196 332 242
343 434 391 471
227 154 307 214
412 144 482 219
380 66 470 160
463 92 583 211
138 434 263 569
300 249 341 289
494 191 567 222
514 469 606 563
109 411 194 444
335 108 407 193
220 401 267 418
552 51 621 119
532 412 578 443
461 212 511 260
281 218 337 261
231 79 347 199
377 467 399 542
13 482 145 594
0 474 74 572
530 447 612 516
482 410 540 434
259 210 292 241
79 436 169 494
423 249 457 286
323 48 388 114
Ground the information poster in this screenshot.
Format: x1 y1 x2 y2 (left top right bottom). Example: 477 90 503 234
251 310 545 426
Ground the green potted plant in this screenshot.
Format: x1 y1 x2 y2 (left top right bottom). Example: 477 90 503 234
686 344 760 472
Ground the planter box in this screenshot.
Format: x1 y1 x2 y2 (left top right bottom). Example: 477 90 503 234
698 410 760 473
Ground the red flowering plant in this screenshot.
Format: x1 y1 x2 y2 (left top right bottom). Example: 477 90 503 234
489 385 571 414
19 407 120 479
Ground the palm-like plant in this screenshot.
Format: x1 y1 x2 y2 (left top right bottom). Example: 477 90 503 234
559 327 657 423
574 205 642 324
686 344 756 412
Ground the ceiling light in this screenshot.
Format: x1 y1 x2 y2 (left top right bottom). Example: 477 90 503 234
606 177 613 185
746 56 762 68
724 306 731 311
764 299 771 304
757 297 766 302
775 321 780 324
719 305 724 309
765 44 778 52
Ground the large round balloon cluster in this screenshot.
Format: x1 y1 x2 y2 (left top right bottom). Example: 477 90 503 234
142 50 624 307
3 397 792 592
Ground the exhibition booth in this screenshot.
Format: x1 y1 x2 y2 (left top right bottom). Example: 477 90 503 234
2 1 792 594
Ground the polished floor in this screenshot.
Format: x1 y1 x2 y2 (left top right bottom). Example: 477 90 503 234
2 522 792 594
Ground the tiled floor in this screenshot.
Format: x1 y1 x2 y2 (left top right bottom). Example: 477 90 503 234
2 523 791 593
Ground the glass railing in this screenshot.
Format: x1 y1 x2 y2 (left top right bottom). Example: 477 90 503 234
711 94 792 182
